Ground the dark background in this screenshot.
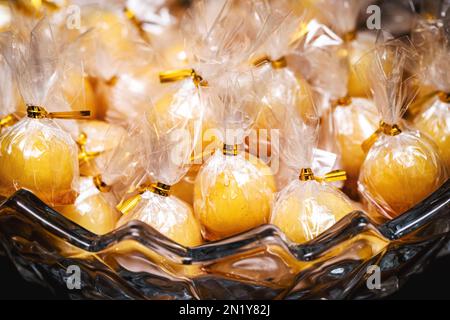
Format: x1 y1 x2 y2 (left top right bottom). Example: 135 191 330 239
0 254 449 300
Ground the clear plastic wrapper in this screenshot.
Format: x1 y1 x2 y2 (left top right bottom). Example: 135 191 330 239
116 83 204 247
412 18 450 171
270 108 355 244
250 1 315 147
54 176 121 235
0 18 90 205
193 76 276 241
357 38 448 219
0 54 20 131
314 0 377 98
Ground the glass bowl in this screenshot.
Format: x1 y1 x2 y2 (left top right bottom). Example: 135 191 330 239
0 179 448 300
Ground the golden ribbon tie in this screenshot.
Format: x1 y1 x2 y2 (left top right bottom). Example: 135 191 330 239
253 56 287 69
361 121 402 153
116 182 171 215
27 105 91 119
76 132 103 164
93 174 111 193
299 168 347 183
222 144 239 156
159 69 208 87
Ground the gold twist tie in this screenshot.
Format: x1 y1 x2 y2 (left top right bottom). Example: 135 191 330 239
438 91 450 103
116 182 171 215
0 114 17 129
159 69 207 87
93 174 111 193
27 105 91 119
361 121 402 153
299 168 347 183
222 144 239 156
253 55 288 69
343 30 357 43
76 132 103 163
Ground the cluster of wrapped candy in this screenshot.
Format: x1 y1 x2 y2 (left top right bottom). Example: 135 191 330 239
0 0 448 252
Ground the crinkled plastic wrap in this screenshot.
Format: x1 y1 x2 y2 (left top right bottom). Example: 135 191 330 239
0 18 80 206
193 78 276 241
77 120 127 177
333 97 379 197
314 0 376 98
412 18 450 171
270 111 356 244
0 55 20 131
357 38 448 219
251 2 315 139
76 2 156 124
54 176 121 235
116 80 204 246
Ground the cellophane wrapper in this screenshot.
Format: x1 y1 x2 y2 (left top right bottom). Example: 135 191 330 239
54 176 121 235
0 54 19 122
116 70 204 245
357 37 448 218
193 72 276 241
270 109 356 244
412 17 450 171
0 18 80 206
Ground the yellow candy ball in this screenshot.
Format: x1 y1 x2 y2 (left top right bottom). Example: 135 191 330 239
171 165 200 206
359 131 447 218
414 96 450 171
347 32 376 98
334 98 379 197
0 118 78 205
194 152 276 241
117 192 203 247
55 177 120 235
271 181 355 244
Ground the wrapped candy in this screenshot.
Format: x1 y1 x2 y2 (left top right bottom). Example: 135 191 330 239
75 1 157 124
314 0 376 97
76 120 127 177
271 110 355 244
193 77 276 241
116 85 204 247
250 2 315 141
412 18 450 171
54 176 121 235
357 38 448 218
0 18 90 205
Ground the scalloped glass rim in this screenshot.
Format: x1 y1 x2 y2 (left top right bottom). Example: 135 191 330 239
0 179 448 264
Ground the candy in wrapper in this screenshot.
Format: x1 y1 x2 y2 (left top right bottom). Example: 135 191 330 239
0 18 90 205
116 93 204 247
193 77 276 241
357 38 448 218
412 18 450 171
76 120 127 177
314 0 376 97
270 110 355 244
54 176 121 235
251 3 315 139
